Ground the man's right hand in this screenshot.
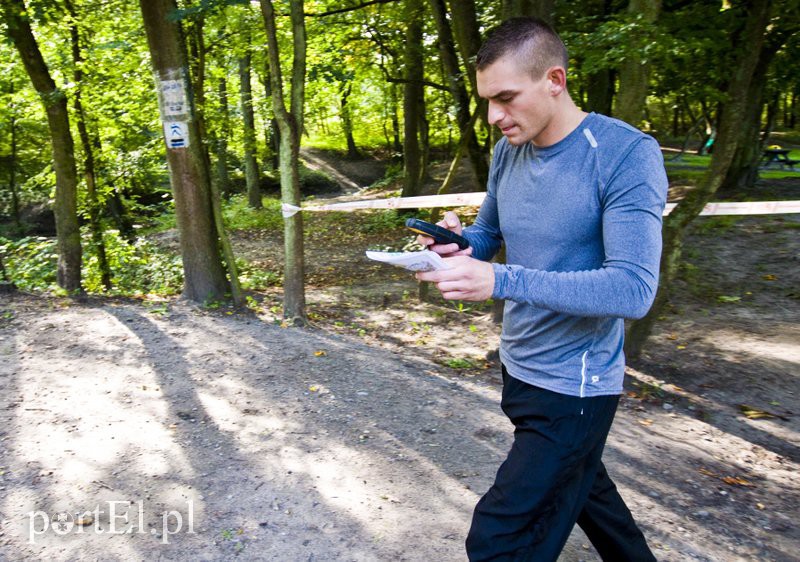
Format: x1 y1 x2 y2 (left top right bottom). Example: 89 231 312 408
416 211 472 257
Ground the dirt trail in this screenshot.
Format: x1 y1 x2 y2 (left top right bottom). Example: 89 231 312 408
0 158 798 560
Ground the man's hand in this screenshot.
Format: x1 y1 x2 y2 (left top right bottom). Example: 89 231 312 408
416 211 472 257
416 255 494 301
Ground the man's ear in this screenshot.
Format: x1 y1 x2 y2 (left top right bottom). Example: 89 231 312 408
546 67 567 95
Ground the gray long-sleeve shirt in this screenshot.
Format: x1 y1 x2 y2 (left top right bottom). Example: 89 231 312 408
464 112 668 397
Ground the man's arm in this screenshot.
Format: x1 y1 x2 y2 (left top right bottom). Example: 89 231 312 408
492 139 667 319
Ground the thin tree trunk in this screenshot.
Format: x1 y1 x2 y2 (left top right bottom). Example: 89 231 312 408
239 51 262 209
429 0 488 187
340 81 359 158
215 76 232 195
139 0 230 303
616 0 661 127
8 96 20 231
2 0 82 292
502 0 555 22
402 0 425 198
66 0 112 291
447 0 481 93
259 0 307 323
719 26 792 194
625 0 772 358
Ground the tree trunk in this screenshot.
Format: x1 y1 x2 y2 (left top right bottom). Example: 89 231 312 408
719 26 792 195
390 83 402 157
502 0 555 22
615 0 661 127
215 76 232 195
340 81 359 158
239 52 262 209
586 69 614 116
429 0 488 187
2 0 82 292
447 0 481 93
402 0 425 198
259 0 307 324
625 0 772 358
139 0 230 303
7 91 20 231
66 0 112 291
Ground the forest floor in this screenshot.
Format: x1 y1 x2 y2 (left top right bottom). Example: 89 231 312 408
0 150 799 561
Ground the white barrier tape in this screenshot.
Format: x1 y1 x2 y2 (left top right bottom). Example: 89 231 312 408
281 194 800 218
281 192 487 217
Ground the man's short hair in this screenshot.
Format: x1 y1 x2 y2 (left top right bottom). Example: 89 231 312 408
476 17 568 80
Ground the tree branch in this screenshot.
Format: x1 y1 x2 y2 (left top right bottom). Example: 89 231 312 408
386 77 450 92
306 0 399 17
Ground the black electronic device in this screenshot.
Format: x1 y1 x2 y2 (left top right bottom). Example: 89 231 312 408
405 218 470 250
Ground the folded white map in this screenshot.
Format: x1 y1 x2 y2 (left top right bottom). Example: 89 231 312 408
365 250 451 272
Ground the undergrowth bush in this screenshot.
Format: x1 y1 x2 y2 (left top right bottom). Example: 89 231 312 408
0 230 183 295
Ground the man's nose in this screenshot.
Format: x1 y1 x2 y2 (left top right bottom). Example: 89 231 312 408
487 102 505 125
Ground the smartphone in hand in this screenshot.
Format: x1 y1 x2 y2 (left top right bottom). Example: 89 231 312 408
405 218 470 250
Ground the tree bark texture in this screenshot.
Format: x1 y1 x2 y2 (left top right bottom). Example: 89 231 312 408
259 0 307 323
66 0 112 291
447 0 480 93
502 0 555 22
340 81 359 158
615 0 661 127
625 0 772 358
139 0 230 303
402 0 425 198
719 22 797 194
6 84 20 230
239 52 262 209
1 0 82 292
215 76 232 194
429 0 488 187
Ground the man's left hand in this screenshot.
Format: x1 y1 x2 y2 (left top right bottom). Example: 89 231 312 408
415 256 495 302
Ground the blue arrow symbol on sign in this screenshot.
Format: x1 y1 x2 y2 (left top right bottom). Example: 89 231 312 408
170 124 183 137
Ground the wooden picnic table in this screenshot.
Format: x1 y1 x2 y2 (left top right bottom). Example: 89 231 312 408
761 148 797 170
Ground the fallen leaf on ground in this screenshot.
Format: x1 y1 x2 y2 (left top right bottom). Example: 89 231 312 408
738 404 789 420
638 419 654 426
722 476 754 487
314 350 327 357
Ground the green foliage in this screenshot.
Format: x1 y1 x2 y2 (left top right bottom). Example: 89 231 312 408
360 209 408 234
0 236 58 291
81 230 183 295
237 258 280 290
446 357 475 369
0 230 183 296
222 195 283 231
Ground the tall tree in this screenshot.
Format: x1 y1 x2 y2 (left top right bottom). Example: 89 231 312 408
139 0 230 302
429 0 487 187
615 0 662 127
503 0 555 22
4 80 20 231
239 46 262 209
626 0 773 357
719 14 800 194
401 0 425 198
259 0 307 323
65 0 112 291
1 0 82 291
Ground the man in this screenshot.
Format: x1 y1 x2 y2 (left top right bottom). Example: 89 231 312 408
415 17 667 562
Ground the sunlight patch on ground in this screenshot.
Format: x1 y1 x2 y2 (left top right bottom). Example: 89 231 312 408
706 328 800 367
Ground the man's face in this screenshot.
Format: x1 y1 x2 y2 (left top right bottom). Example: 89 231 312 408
477 55 554 146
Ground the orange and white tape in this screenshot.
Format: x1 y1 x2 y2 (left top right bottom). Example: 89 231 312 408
282 194 800 218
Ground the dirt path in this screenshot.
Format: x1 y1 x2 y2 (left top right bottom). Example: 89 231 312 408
0 163 798 560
